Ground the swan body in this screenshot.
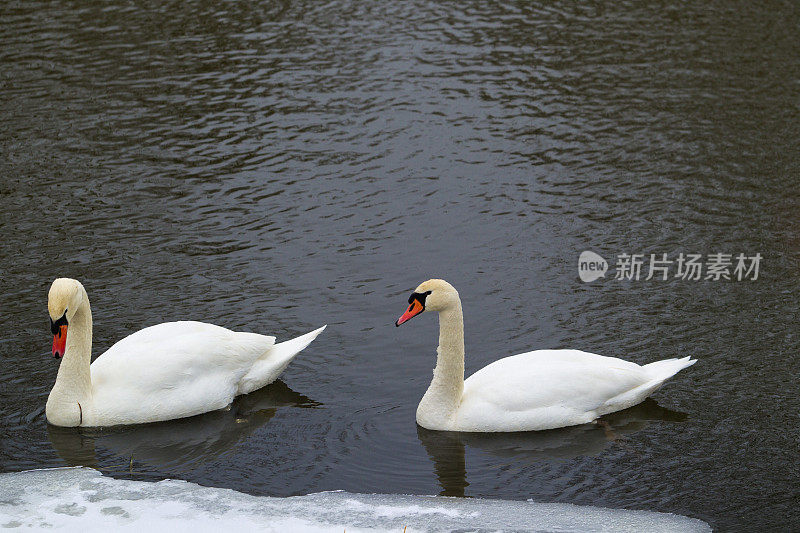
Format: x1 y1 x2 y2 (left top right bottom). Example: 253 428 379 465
453 349 694 432
396 279 695 432
45 278 325 428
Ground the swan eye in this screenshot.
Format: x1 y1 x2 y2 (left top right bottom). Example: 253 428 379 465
50 311 68 335
407 290 432 305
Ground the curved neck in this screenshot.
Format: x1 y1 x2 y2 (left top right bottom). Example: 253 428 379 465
435 303 465 391
418 298 465 426
47 291 93 425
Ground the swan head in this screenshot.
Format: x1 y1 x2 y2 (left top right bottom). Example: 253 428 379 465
48 278 85 358
395 279 459 326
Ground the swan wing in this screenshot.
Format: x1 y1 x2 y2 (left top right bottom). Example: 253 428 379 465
455 350 651 431
89 321 274 425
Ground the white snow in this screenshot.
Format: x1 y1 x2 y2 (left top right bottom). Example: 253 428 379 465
0 467 710 532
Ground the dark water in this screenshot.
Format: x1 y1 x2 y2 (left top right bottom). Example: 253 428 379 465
1 1 798 530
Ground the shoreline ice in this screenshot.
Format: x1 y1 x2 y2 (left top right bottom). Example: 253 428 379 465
0 467 710 532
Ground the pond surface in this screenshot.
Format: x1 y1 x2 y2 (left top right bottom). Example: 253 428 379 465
1 1 798 531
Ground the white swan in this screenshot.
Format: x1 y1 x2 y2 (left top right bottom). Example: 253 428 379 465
395 279 696 432
45 278 325 428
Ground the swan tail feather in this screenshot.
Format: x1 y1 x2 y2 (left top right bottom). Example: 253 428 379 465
270 325 327 365
643 356 697 381
237 325 326 395
598 357 696 415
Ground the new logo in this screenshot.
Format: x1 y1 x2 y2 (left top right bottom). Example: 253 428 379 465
578 251 608 282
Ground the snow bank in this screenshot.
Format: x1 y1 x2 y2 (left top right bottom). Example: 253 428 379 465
0 468 710 532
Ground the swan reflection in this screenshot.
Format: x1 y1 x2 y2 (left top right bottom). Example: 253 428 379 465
48 380 317 470
417 399 687 496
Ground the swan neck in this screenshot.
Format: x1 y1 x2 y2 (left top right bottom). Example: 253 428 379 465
417 298 465 429
63 297 92 374
436 302 465 385
48 291 93 425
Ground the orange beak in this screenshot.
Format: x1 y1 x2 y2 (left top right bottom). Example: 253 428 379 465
52 325 67 358
396 298 424 326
